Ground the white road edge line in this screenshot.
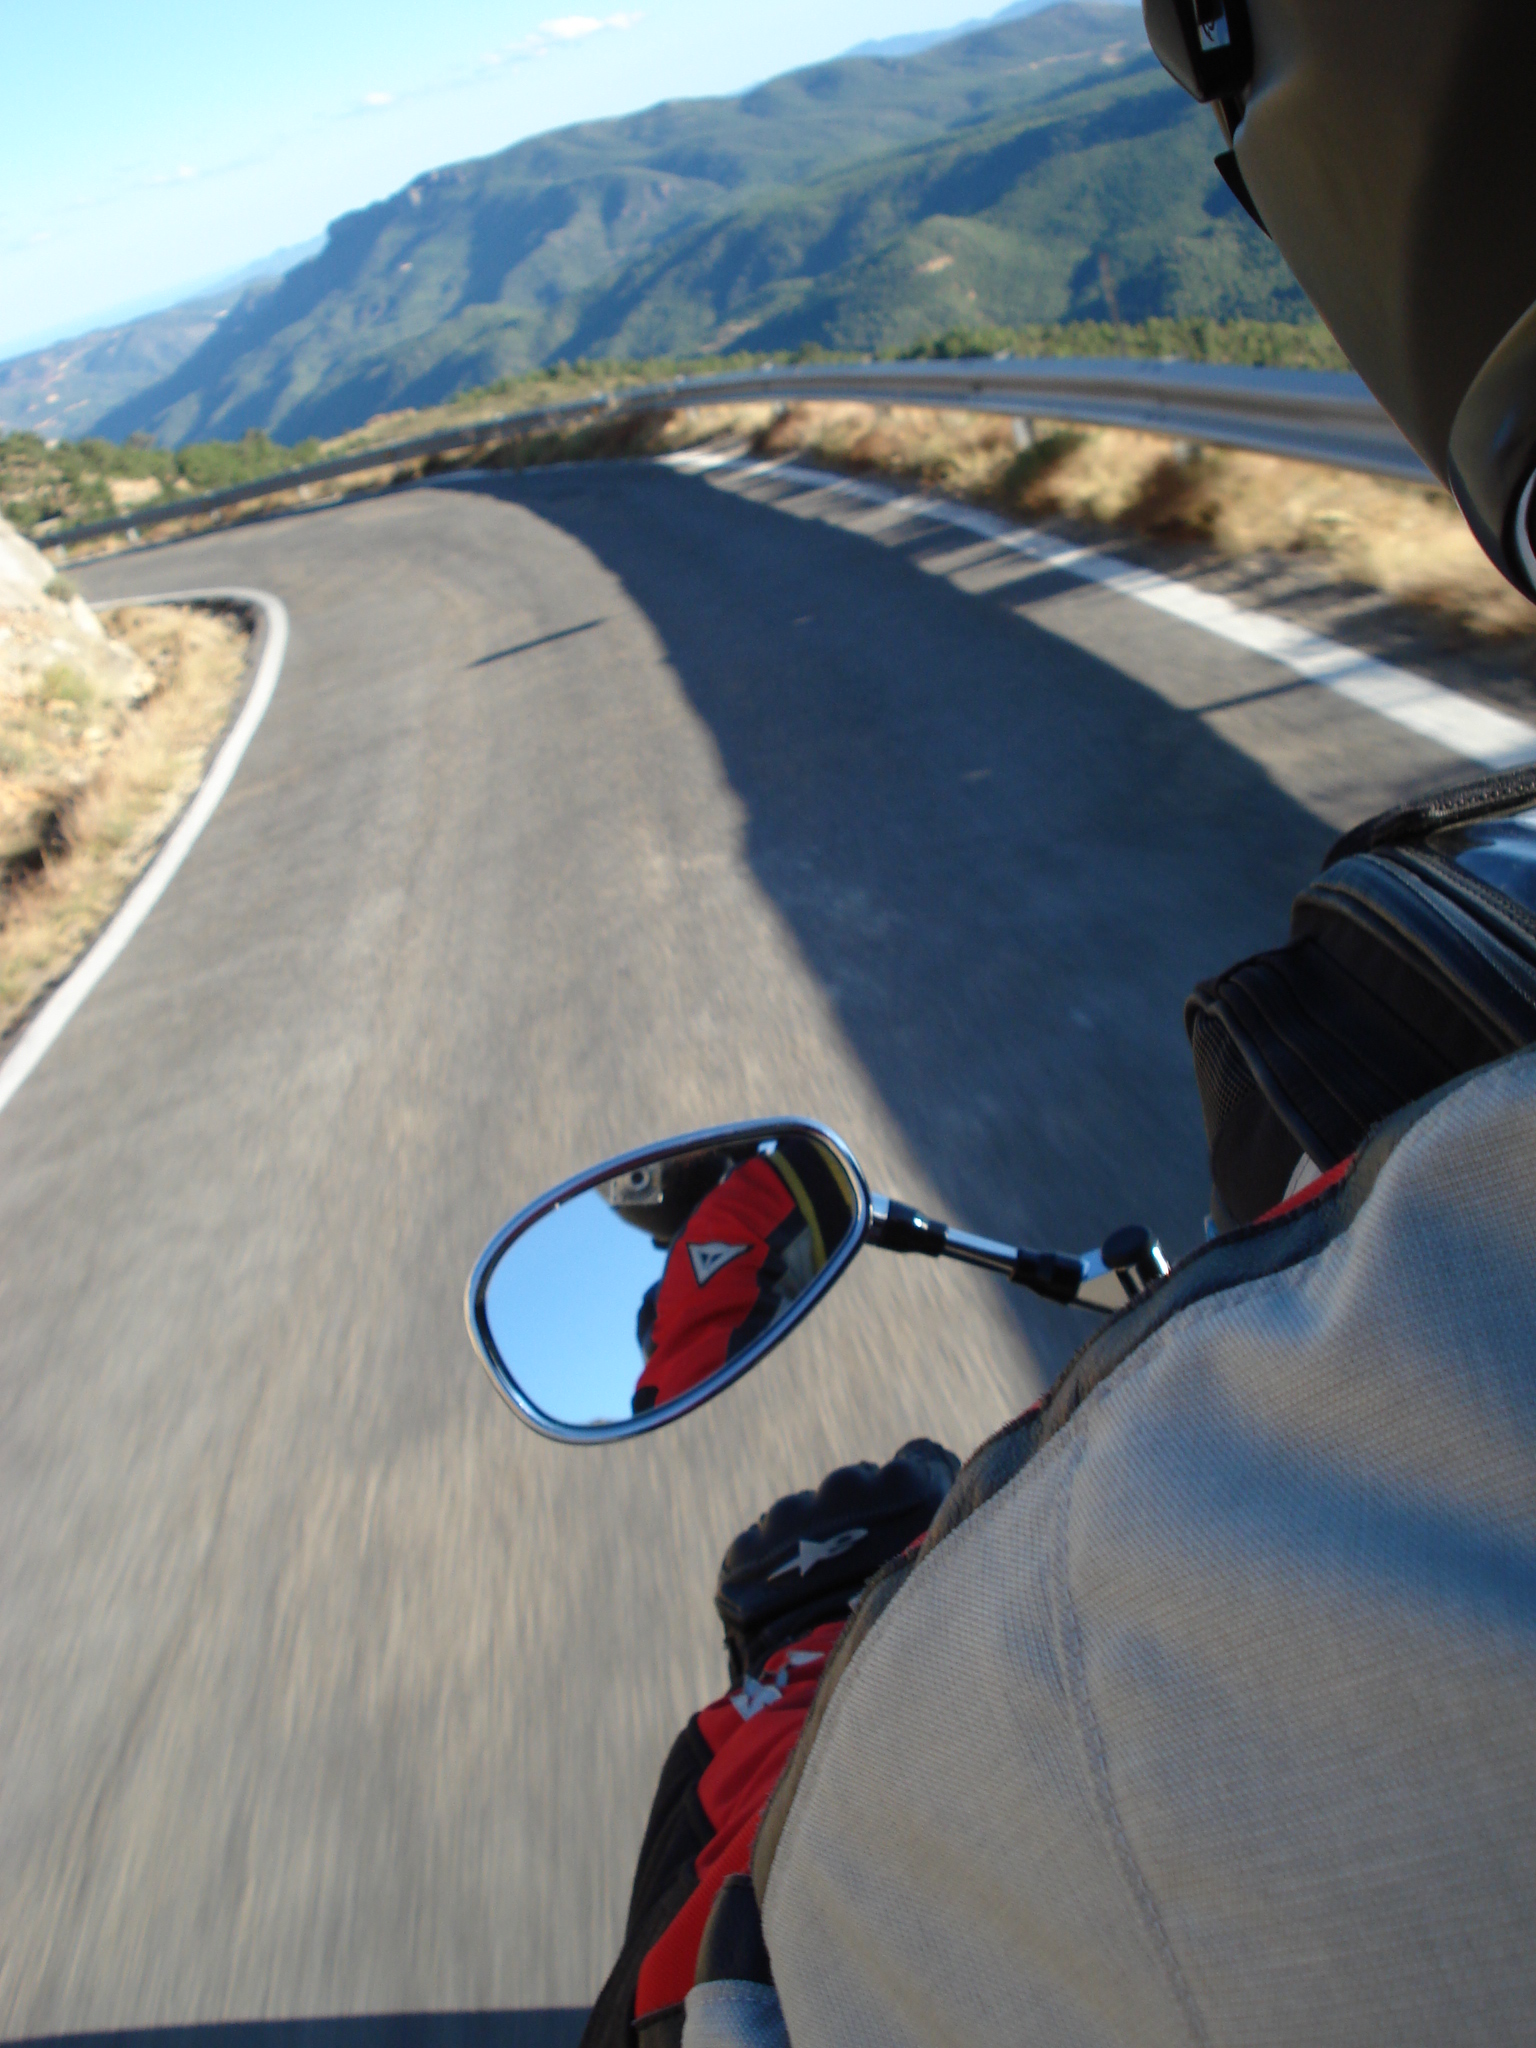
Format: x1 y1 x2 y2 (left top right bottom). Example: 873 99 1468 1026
663 447 1536 772
0 587 290 1120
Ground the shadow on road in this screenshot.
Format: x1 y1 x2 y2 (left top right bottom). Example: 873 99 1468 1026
471 621 607 667
15 2017 589 2048
459 464 1334 1382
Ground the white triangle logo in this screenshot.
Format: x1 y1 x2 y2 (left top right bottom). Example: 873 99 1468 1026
767 1529 869 1579
688 1241 748 1286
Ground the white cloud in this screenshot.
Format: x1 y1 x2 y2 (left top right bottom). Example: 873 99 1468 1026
537 13 642 42
330 11 645 124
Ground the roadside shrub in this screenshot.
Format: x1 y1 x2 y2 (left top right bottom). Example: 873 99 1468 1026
997 430 1086 509
1121 447 1225 540
40 663 96 708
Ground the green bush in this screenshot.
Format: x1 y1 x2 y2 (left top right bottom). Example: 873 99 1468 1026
177 429 321 491
41 663 96 707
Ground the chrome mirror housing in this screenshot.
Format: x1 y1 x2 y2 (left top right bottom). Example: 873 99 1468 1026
465 1119 869 1443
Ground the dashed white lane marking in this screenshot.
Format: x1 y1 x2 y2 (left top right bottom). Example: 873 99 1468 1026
0 588 289 1119
664 448 1536 773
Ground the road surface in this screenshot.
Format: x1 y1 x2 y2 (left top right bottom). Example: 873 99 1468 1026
0 459 1489 2041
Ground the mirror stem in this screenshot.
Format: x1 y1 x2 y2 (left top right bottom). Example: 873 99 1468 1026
866 1197 1168 1311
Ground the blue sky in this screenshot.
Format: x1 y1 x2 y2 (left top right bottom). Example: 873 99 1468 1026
484 1189 668 1428
0 0 1090 359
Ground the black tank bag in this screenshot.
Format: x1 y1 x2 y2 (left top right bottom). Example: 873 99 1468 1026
1187 764 1536 1227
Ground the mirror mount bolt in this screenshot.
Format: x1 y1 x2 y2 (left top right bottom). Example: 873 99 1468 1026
868 1199 948 1257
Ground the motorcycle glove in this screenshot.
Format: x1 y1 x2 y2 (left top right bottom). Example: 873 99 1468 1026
714 1437 960 1687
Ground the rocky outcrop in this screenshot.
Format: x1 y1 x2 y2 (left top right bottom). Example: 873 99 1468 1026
0 516 150 709
1 515 155 880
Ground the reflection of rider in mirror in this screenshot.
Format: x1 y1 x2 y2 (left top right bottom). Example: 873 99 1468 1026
603 1138 855 1415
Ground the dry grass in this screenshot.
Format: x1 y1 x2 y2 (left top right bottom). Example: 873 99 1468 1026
57 397 1536 649
737 403 1536 642
448 397 1536 643
476 403 767 472
0 603 250 1044
53 462 433 565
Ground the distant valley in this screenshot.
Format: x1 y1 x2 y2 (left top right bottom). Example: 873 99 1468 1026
0 242 322 441
8 4 1307 449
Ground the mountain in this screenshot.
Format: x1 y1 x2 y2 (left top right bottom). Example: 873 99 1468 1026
0 296 244 441
99 5 1147 445
846 0 1136 60
0 241 323 440
558 52 1300 360
99 5 1305 447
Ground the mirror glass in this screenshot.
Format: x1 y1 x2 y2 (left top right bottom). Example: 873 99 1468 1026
469 1124 866 1439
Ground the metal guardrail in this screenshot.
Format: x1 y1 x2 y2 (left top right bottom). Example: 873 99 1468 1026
48 395 608 547
675 359 1433 481
47 358 1432 548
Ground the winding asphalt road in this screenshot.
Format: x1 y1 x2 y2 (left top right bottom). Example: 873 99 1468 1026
0 459 1499 2042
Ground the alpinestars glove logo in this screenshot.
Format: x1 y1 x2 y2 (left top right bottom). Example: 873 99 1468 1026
689 1241 748 1286
768 1528 869 1579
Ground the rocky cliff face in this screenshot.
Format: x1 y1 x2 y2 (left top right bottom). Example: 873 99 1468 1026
1 517 153 880
0 518 148 700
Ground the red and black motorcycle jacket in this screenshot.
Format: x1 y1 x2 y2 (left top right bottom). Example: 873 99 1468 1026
582 1620 845 2048
632 1138 852 1414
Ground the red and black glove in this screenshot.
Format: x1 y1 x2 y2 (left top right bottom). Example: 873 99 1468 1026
714 1438 961 1686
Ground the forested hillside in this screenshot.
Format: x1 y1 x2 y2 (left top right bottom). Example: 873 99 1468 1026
99 6 1306 446
557 53 1298 362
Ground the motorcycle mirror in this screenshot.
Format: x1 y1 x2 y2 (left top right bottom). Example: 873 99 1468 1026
465 1119 870 1442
